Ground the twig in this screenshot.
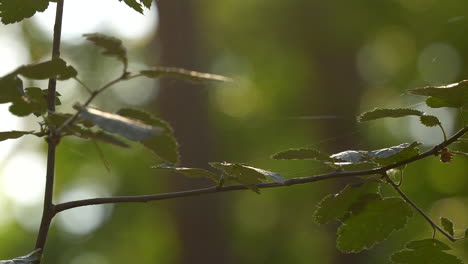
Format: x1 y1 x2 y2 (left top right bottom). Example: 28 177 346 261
34 0 64 259
382 172 456 242
54 125 468 213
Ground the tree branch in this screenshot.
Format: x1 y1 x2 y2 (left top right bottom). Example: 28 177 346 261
54 125 468 213
34 0 64 257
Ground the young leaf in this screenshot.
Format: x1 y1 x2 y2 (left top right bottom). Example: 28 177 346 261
140 67 233 83
0 0 49 24
391 239 462 264
0 130 34 141
118 108 179 163
367 142 421 166
419 115 441 127
0 74 23 103
210 162 284 193
154 164 219 184
83 33 127 68
357 108 423 122
0 248 41 264
271 148 332 161
75 104 163 141
408 80 468 109
16 58 77 80
313 181 380 224
440 217 454 236
336 197 413 252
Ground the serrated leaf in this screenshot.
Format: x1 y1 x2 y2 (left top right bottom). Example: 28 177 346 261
140 0 152 8
408 80 468 109
0 249 41 264
358 108 423 122
210 162 284 193
75 104 162 141
7 87 61 117
271 148 332 161
0 0 49 24
313 181 380 224
0 75 23 104
155 164 219 184
330 150 368 163
83 33 127 68
117 0 152 13
367 142 421 166
391 239 462 264
140 67 233 83
440 217 454 236
419 115 441 127
16 58 77 80
0 130 34 141
336 197 413 252
118 108 179 163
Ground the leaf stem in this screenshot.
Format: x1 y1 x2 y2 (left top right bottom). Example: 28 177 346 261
438 123 447 141
382 172 456 242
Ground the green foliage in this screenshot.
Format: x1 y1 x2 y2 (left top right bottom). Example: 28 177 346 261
118 108 179 163
14 58 77 80
313 181 380 224
271 148 332 161
0 0 49 24
210 162 284 192
83 33 128 69
357 108 423 122
118 0 152 14
0 249 41 264
391 239 462 264
140 67 233 83
367 142 421 166
440 217 455 236
154 164 219 184
336 196 413 252
419 115 441 127
0 131 34 141
408 80 468 109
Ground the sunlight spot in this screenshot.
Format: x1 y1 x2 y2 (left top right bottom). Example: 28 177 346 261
57 184 112 236
418 43 462 85
1 152 46 206
214 78 262 118
13 203 42 232
33 0 158 42
0 26 30 75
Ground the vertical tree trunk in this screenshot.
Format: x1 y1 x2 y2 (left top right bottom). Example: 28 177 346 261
154 1 229 263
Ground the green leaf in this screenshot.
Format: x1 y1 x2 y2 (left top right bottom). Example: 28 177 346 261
0 130 34 141
336 197 413 252
440 217 454 236
408 80 468 108
391 239 462 264
271 148 332 161
45 112 94 128
367 142 421 166
118 108 179 163
209 162 284 193
0 0 49 24
154 164 219 184
75 104 163 141
0 74 23 104
117 0 153 13
0 249 41 264
313 181 380 224
419 115 441 127
16 58 77 80
83 33 127 68
140 67 233 83
357 108 423 122
7 87 61 117
139 0 152 8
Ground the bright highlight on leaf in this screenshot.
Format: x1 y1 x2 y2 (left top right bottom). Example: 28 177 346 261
83 33 128 70
408 80 468 109
391 239 462 264
154 164 219 184
75 104 163 141
0 248 41 264
140 67 233 83
0 0 49 24
210 162 284 193
336 196 413 252
440 217 455 236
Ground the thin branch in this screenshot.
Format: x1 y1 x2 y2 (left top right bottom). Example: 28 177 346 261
35 0 64 257
54 125 468 213
382 172 457 242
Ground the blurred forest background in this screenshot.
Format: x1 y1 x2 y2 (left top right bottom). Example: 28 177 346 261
0 0 467 263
